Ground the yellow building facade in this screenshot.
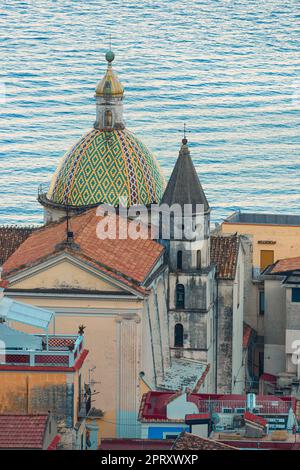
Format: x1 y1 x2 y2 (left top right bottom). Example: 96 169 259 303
221 212 300 382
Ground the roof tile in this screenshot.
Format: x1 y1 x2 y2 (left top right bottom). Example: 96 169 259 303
269 257 300 274
2 209 164 290
173 432 238 450
0 226 35 265
211 234 239 279
0 414 48 449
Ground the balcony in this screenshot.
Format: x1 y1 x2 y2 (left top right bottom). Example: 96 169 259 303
197 399 291 415
0 333 84 368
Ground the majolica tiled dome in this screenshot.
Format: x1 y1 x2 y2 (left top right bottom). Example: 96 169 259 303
47 128 165 207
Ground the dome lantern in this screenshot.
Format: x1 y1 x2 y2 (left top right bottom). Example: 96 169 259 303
94 50 125 131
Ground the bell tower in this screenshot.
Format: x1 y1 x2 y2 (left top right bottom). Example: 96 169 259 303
160 137 216 391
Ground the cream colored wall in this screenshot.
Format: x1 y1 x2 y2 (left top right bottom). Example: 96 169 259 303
55 314 118 438
231 246 245 394
11 259 125 292
5 259 150 438
222 223 300 266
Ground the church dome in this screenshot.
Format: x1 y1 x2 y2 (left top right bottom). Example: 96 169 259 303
46 128 165 207
39 50 166 218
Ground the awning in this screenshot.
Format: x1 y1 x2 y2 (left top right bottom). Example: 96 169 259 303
0 323 42 350
0 297 53 330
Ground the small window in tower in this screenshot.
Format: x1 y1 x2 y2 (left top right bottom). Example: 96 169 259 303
104 110 113 128
176 284 185 309
174 323 184 347
177 251 183 270
197 250 201 270
259 290 265 315
292 288 300 303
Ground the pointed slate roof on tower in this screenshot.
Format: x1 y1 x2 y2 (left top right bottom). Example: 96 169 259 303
161 138 210 213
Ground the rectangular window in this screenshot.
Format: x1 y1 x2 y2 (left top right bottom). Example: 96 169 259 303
235 408 246 414
292 288 300 302
260 250 274 270
164 434 179 440
222 408 233 414
259 352 264 376
259 290 265 315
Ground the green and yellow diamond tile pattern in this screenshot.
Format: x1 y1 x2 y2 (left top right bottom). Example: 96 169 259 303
47 128 166 207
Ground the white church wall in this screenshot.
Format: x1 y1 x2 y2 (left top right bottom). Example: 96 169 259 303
166 393 199 420
232 246 246 394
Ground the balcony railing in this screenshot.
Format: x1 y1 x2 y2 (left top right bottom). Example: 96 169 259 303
0 334 84 368
197 399 291 415
37 183 49 198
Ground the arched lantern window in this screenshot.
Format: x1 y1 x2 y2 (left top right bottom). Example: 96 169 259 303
104 109 113 128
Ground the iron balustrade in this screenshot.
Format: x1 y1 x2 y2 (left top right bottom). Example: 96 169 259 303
0 334 84 368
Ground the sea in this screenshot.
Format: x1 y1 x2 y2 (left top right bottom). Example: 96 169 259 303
0 0 299 225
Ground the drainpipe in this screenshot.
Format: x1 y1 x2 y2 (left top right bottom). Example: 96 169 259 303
215 277 219 394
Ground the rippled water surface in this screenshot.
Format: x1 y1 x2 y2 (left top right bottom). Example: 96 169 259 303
0 0 299 225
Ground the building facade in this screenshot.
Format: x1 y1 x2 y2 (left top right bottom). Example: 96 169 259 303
0 292 90 449
0 50 249 438
221 212 300 386
261 257 300 395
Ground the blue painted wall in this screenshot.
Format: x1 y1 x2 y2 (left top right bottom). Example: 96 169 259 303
148 425 189 439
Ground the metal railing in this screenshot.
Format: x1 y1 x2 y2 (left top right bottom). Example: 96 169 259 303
197 399 291 415
37 183 49 198
1 334 84 368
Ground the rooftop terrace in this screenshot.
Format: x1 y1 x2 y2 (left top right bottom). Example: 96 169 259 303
139 391 296 422
223 212 300 226
0 329 85 369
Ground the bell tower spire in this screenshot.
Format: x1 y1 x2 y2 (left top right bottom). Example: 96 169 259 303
94 49 125 131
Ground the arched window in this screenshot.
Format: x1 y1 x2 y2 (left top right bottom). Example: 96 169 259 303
104 110 113 128
176 284 185 309
177 251 183 270
197 250 201 270
174 323 184 347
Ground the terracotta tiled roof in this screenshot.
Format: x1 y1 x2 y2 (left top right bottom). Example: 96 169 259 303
2 209 164 292
260 373 276 384
210 234 239 279
47 434 61 450
0 226 35 265
0 414 48 449
172 432 239 450
185 413 210 421
100 439 174 450
269 257 300 274
244 411 267 428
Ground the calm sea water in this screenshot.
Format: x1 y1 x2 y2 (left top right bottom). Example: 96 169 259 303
0 0 299 225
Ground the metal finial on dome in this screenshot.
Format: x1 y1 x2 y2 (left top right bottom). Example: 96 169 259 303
105 34 115 63
105 50 115 63
182 123 188 145
95 44 123 97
